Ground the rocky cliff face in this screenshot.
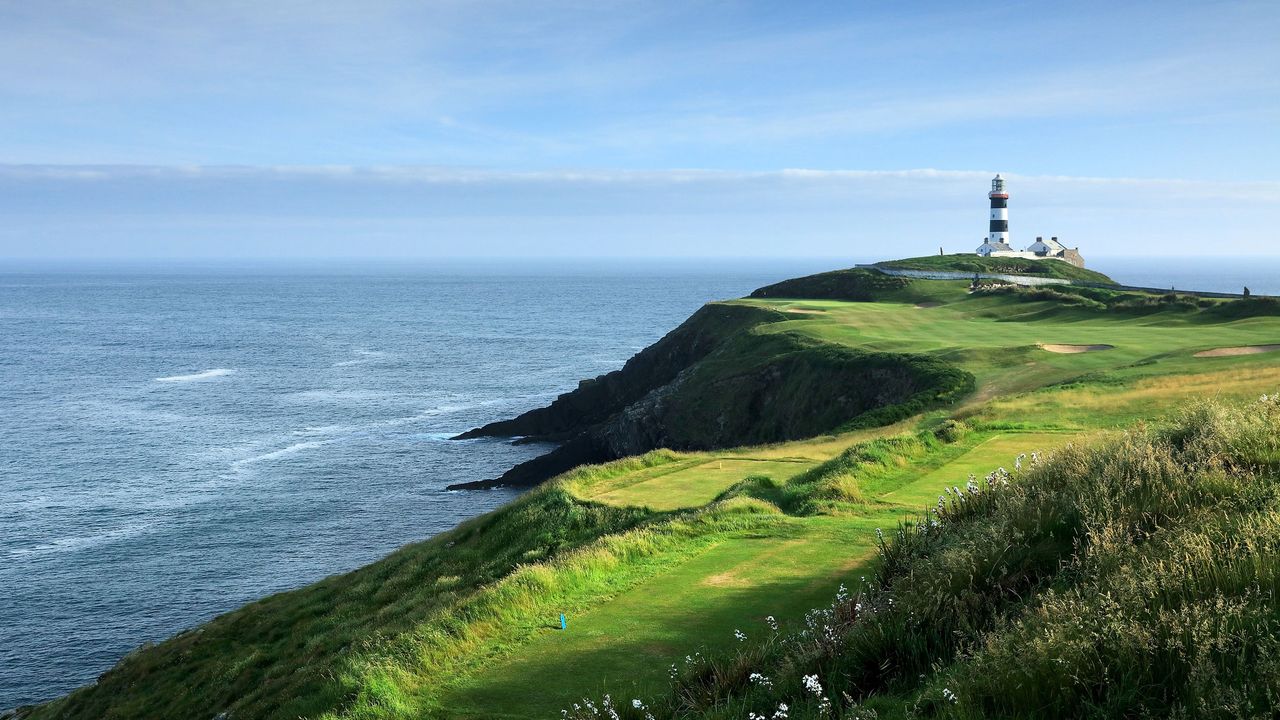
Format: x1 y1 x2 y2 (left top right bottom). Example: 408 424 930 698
450 303 973 489
454 303 790 442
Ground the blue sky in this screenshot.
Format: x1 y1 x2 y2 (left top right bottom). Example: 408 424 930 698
1 0 1277 258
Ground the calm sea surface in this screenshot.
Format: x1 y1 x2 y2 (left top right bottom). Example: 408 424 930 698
2 255 1278 709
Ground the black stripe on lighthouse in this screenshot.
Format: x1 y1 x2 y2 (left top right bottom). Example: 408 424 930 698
990 197 1007 208
989 219 1009 232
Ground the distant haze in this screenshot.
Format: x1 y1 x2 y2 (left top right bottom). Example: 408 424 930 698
0 1 1276 259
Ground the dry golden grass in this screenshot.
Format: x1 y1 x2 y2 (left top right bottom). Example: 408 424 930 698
975 365 1280 428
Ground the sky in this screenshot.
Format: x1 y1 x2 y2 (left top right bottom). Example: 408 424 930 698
0 0 1277 259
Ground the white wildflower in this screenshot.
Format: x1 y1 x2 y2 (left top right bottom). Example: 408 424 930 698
802 674 823 696
602 694 620 720
734 628 747 642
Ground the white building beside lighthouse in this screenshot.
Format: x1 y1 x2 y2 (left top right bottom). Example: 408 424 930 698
972 174 1085 267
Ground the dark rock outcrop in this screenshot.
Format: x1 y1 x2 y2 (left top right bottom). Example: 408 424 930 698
454 303 790 443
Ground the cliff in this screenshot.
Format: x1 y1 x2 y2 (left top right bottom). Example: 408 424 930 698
455 303 787 443
450 299 974 489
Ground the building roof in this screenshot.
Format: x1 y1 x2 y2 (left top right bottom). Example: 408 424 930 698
1027 238 1065 255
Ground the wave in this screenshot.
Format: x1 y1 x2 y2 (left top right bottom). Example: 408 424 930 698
8 522 154 558
230 441 324 472
333 348 391 367
291 424 349 437
284 389 394 403
412 431 466 442
155 368 234 383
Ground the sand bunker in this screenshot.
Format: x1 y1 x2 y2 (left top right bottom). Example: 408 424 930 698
785 308 827 315
1194 344 1280 358
1039 343 1115 354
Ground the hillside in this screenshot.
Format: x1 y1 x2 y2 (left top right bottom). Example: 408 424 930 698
568 397 1280 719
19 263 1280 720
876 254 1116 283
452 303 973 488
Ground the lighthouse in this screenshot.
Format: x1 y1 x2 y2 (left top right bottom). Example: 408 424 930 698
969 174 1087 267
988 174 1009 246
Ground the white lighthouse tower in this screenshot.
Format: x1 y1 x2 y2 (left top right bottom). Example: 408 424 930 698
968 174 1087 266
988 174 1009 245
976 174 1014 256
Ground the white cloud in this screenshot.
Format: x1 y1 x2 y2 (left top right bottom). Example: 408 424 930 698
0 164 1276 259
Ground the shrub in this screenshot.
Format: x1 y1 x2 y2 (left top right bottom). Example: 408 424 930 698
932 419 968 443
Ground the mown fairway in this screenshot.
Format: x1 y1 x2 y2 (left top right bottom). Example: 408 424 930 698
741 289 1280 400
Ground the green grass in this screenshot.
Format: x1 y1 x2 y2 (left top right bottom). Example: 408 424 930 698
24 268 1280 720
435 516 886 718
734 286 1280 414
877 254 1115 283
590 458 816 510
876 431 1073 506
585 397 1280 720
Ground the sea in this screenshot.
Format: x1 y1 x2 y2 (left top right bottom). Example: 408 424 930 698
2 254 1278 709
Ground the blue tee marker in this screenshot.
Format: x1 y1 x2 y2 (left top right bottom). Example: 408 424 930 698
560 613 567 630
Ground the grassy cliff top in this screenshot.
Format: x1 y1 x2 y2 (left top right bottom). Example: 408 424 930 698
24 266 1280 720
879 253 1116 283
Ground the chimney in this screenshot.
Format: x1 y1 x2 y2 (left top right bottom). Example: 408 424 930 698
1051 236 1058 242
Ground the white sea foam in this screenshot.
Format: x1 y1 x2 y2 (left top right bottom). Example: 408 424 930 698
155 368 234 383
333 348 391 367
292 424 349 436
285 388 393 403
8 522 153 558
230 441 324 471
414 432 462 441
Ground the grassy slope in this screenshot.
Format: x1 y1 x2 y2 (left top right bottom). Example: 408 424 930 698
24 271 1280 720
877 254 1115 283
579 398 1280 720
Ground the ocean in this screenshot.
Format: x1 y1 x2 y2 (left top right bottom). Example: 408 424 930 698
0 258 840 709
2 255 1278 709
